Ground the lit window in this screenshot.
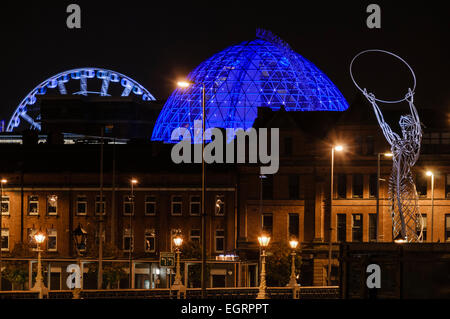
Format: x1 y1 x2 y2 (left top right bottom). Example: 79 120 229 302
1 196 9 215
76 195 87 215
215 195 225 216
1 228 9 251
171 196 182 216
445 215 450 242
47 195 58 216
145 196 156 216
144 229 156 253
47 229 57 251
190 196 201 216
29 195 39 215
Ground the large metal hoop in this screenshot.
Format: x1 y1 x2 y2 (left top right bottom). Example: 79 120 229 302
349 49 416 104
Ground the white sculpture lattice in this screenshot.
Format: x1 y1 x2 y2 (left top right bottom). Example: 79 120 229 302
350 49 423 242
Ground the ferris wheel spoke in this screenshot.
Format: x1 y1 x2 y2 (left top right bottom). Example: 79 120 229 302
58 81 67 95
80 77 87 96
121 86 132 97
101 78 111 96
20 112 41 130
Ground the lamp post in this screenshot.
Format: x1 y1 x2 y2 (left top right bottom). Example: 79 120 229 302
327 145 343 286
426 171 434 242
177 80 207 298
32 232 47 299
172 235 185 293
129 178 138 289
376 152 393 242
257 234 270 299
287 239 299 287
0 178 6 291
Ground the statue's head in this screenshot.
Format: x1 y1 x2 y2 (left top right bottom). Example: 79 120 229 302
399 115 415 138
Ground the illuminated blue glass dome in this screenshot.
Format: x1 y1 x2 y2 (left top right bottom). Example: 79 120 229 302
152 30 348 142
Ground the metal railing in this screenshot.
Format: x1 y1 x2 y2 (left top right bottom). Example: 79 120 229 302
0 286 340 299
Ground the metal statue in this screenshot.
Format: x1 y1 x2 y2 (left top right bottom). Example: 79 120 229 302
350 49 423 242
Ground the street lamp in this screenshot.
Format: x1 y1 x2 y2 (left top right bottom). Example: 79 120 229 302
177 80 207 298
172 234 185 293
129 178 138 288
257 234 270 299
376 152 393 242
0 178 6 291
32 232 48 299
426 171 434 242
287 239 299 287
327 145 343 286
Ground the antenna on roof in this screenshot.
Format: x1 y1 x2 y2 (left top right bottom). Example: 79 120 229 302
256 29 292 52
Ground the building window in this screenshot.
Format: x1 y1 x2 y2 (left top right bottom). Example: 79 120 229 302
1 196 9 215
47 195 58 216
262 213 273 235
446 174 450 199
288 175 300 200
47 229 57 251
29 195 39 215
355 136 363 155
190 229 200 244
27 228 38 250
1 229 9 251
418 214 427 241
145 196 156 216
337 174 346 199
369 174 377 198
95 195 106 215
366 136 374 155
416 174 427 197
352 174 363 198
446 215 450 242
337 214 346 242
288 213 299 239
215 195 225 216
171 196 182 216
352 214 363 242
123 195 133 216
369 214 377 242
284 137 293 156
190 196 201 216
262 175 273 200
76 195 87 216
123 228 133 252
215 229 225 253
144 229 156 253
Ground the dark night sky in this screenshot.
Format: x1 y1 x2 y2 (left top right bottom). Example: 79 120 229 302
0 1 448 124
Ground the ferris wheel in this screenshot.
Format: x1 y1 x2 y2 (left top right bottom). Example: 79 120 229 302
6 67 156 132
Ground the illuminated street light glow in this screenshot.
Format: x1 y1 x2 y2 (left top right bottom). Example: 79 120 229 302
384 152 393 157
177 81 192 88
334 145 343 152
289 239 299 249
0 179 6 184
173 235 183 248
258 234 271 248
34 232 46 244
426 171 433 177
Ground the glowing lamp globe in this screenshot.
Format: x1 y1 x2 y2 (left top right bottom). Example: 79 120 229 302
34 233 46 244
289 239 299 249
173 236 183 248
258 235 271 248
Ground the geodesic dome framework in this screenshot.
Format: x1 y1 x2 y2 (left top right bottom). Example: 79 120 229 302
151 30 349 142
